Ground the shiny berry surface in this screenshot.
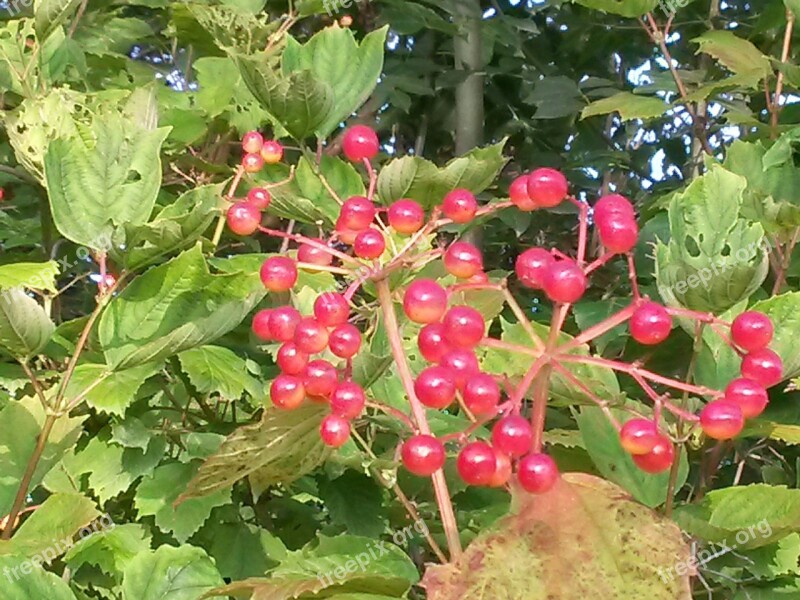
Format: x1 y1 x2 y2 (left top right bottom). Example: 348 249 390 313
314 293 350 327
261 140 284 164
488 451 513 487
741 348 783 388
418 323 451 363
629 302 672 345
293 318 330 354
242 131 263 154
303 359 338 398
444 242 484 279
251 309 273 341
330 381 366 419
403 279 448 324
354 228 386 259
414 366 457 409
329 323 362 358
343 125 379 162
457 441 496 486
515 248 555 290
320 415 351 447
402 435 446 476
517 453 559 494
276 342 309 375
227 202 261 236
260 257 297 292
463 373 500 415
388 199 425 234
442 306 485 349
270 374 305 409
593 194 634 223
442 189 478 223
242 152 264 173
491 415 533 457
439 348 479 389
597 213 638 254
632 435 674 473
700 400 744 440
526 168 568 207
297 241 334 267
268 306 302 342
731 311 774 352
340 196 376 231
619 418 659 455
724 377 769 419
509 175 537 211
542 259 587 304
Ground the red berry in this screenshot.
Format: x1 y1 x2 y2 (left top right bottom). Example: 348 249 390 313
444 242 483 279
342 125 379 162
260 257 298 292
515 248 555 290
527 168 567 208
741 348 783 388
242 152 264 173
270 374 305 409
354 228 386 259
593 194 634 223
276 342 309 375
403 279 448 324
402 435 445 476
227 202 261 236
303 359 338 398
252 309 273 341
700 400 744 440
509 175 537 211
442 189 478 224
414 366 457 409
619 418 659 455
457 441 496 486
517 453 559 493
597 213 638 254
488 451 512 487
468 271 489 284
261 140 283 164
439 348 479 389
246 187 271 210
463 373 500 415
543 259 587 304
442 306 485 349
491 415 533 457
268 306 301 342
340 196 376 231
731 311 774 352
632 435 674 473
335 219 359 245
328 323 362 359
330 381 366 419
294 318 330 354
388 199 425 234
320 414 350 447
629 302 672 345
724 377 769 419
297 240 334 267
242 131 263 154
313 293 350 327
417 323 451 363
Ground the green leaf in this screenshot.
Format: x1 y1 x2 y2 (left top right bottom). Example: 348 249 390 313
233 52 334 140
63 362 161 415
377 140 508 209
0 493 100 558
787 0 800 17
257 156 364 226
0 554 78 599
0 288 55 359
319 472 387 537
135 462 231 543
207 523 283 580
99 246 265 370
422 473 690 598
0 262 59 293
581 92 668 121
674 484 800 548
528 76 583 119
34 0 82 42
693 31 771 80
576 407 688 508
571 0 657 17
176 403 329 504
111 184 220 271
205 534 419 599
178 345 262 400
655 165 769 313
44 114 171 249
60 436 138 503
121 544 224 600
282 25 388 138
65 523 151 577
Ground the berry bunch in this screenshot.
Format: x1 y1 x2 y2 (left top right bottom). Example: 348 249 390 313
225 125 783 501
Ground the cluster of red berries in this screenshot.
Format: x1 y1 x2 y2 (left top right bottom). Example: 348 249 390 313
225 133 286 237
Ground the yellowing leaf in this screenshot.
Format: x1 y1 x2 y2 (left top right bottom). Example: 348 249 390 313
581 92 668 121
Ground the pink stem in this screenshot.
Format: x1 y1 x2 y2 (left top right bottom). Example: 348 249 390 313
568 196 589 266
258 226 360 265
559 301 640 353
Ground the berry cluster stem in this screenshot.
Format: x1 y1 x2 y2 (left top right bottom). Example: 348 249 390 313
375 278 462 560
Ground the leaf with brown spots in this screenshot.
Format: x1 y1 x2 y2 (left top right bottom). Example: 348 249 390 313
422 473 691 600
